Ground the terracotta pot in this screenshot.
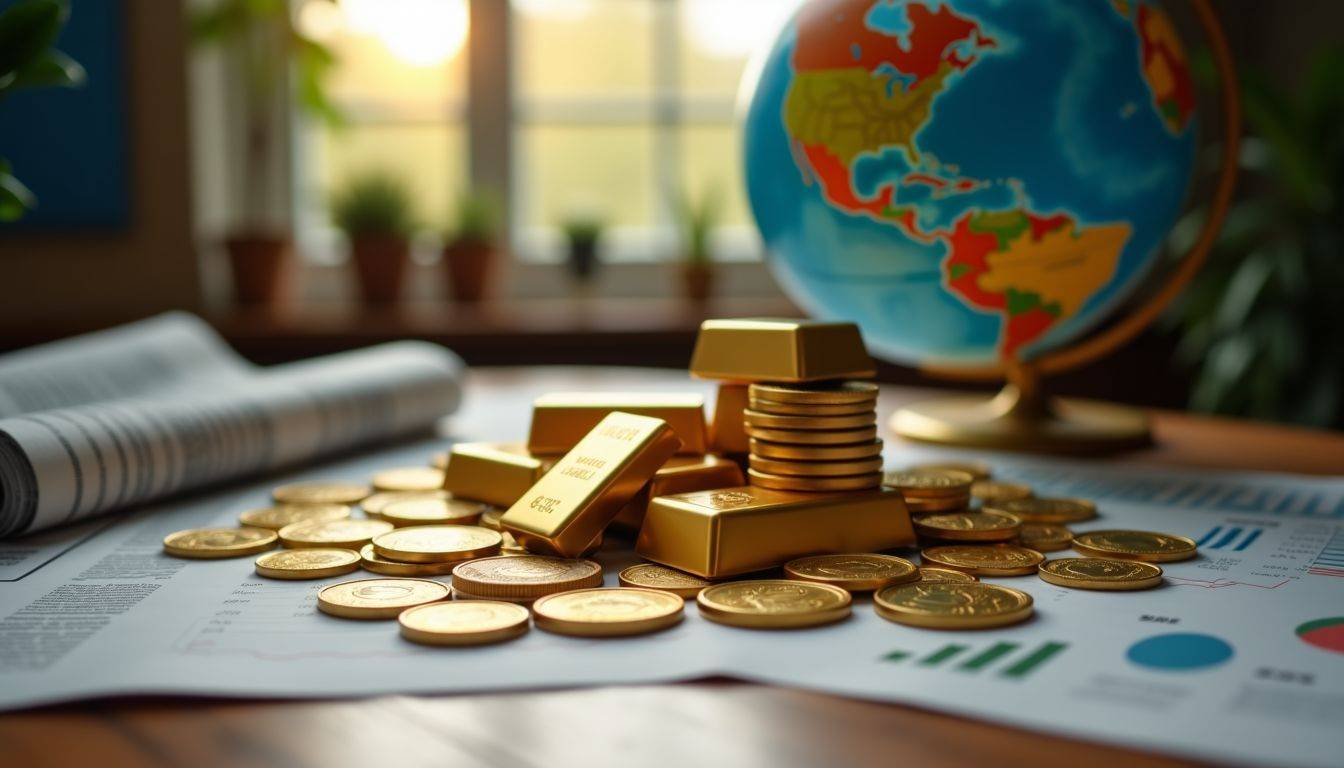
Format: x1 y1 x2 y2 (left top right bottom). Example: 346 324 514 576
225 233 291 306
442 238 495 302
682 263 714 303
350 235 410 305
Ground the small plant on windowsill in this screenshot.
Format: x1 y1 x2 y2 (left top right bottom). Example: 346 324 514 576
330 171 416 306
676 186 722 304
561 213 606 283
442 190 502 303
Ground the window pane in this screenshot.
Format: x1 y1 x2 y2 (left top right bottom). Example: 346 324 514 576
680 123 749 228
679 0 803 101
514 124 655 239
513 0 655 103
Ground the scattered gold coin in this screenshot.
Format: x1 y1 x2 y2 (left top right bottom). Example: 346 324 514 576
316 578 450 620
917 566 978 583
986 497 1097 524
272 481 371 506
920 544 1044 576
163 527 277 559
748 455 884 477
238 503 351 531
748 438 884 461
372 526 501 564
254 548 360 580
380 498 486 528
398 601 530 646
1038 557 1164 590
371 466 446 493
912 510 1021 542
971 480 1033 504
1071 530 1198 563
359 544 460 577
745 424 878 445
697 580 852 629
748 381 878 405
884 470 974 497
905 461 992 481
478 507 505 531
747 397 875 416
279 518 393 549
361 490 449 519
618 564 712 598
742 409 876 431
782 553 918 591
747 468 883 492
873 582 1033 629
451 555 604 601
532 588 684 637
1019 523 1073 552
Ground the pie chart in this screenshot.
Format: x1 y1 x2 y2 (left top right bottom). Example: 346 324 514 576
1296 617 1344 655
1126 633 1235 671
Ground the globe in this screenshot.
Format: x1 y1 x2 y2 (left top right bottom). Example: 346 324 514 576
744 0 1200 368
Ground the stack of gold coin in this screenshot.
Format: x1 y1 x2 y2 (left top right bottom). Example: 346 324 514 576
743 381 882 492
883 469 973 513
356 525 502 577
450 555 603 603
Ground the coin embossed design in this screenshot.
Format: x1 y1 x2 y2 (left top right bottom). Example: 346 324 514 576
380 498 486 528
398 601 530 646
916 566 978 583
1038 557 1164 590
238 504 351 531
618 564 712 598
905 461 992 481
272 481 372 506
920 545 1044 576
913 511 1022 542
317 578 450 619
748 381 878 405
884 470 974 496
163 527 277 559
452 555 603 599
970 480 1033 504
748 438 884 461
373 526 502 564
359 544 461 576
697 580 852 629
254 548 360 579
372 466 447 493
783 554 918 591
1071 530 1198 563
873 582 1034 629
986 497 1097 524
362 490 450 518
1019 523 1073 553
279 519 393 549
532 588 684 637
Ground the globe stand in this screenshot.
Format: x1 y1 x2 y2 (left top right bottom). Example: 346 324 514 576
890 363 1151 454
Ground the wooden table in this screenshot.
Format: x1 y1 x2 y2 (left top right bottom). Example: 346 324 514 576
4 367 1342 768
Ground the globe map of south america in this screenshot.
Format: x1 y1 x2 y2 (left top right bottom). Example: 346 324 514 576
744 0 1198 366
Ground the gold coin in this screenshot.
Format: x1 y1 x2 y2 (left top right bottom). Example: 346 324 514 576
742 409 876 431
745 424 877 445
381 498 486 528
905 497 972 514
1019 523 1073 552
163 527 277 559
783 554 918 591
398 601 530 646
1038 557 1164 590
272 481 372 506
873 582 1033 629
920 544 1044 576
917 566 978 583
748 455 884 477
238 503 351 531
748 381 878 405
986 497 1097 524
479 507 505 531
912 510 1021 542
430 451 450 470
1071 530 1198 563
360 543 461 576
452 555 604 600
748 397 875 416
697 580 852 629
372 525 501 564
316 578 449 620
748 468 882 492
618 564 712 598
883 470 974 498
279 518 393 549
971 480 1033 504
372 466 446 493
362 490 449 518
904 461 992 481
748 438 884 461
254 548 360 579
532 588 684 637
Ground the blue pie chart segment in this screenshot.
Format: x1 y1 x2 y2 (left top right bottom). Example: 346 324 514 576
1127 633 1235 671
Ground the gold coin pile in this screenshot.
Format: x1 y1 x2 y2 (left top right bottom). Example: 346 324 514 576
744 381 882 492
884 469 973 513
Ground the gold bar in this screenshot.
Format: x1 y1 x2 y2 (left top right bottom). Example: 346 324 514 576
635 486 913 578
709 384 750 454
441 442 556 508
611 454 745 531
689 318 876 382
504 412 682 557
527 392 708 455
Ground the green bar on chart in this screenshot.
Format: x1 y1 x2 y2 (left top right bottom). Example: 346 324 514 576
1000 642 1068 679
958 642 1019 671
919 644 967 667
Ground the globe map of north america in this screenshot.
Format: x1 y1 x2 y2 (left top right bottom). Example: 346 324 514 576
744 0 1198 366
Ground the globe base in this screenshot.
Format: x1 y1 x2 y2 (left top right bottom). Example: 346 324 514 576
890 383 1151 454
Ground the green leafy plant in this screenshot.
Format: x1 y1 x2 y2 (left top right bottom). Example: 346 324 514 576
0 0 86 221
561 214 605 250
330 171 415 239
448 189 502 246
675 185 722 266
1167 45 1344 428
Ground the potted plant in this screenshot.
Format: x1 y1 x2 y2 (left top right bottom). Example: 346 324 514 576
561 213 605 282
676 186 721 303
190 0 341 306
0 0 85 221
442 190 501 302
330 171 416 305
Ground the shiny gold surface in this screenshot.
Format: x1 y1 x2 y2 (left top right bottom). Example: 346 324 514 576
904 461 993 481
971 480 1034 504
689 319 875 382
278 519 393 550
748 455 884 478
618 564 712 598
371 526 502 564
1038 557 1164 590
361 490 450 518
359 544 461 576
920 545 1044 576
316 578 450 620
748 381 879 405
238 504 351 531
527 393 707 455
398 601 530 646
163 527 277 559
697 580 852 629
380 498 486 528
742 410 876 431
371 466 446 493
709 384 750 454
783 554 918 592
916 566 978 583
873 582 1033 629
747 468 883 493
441 442 555 508
1018 523 1073 553
503 412 682 557
1071 530 1198 563
636 486 914 578
612 454 745 531
450 555 603 600
749 438 883 461
254 548 360 580
747 397 875 417
272 481 372 506
883 470 974 498
985 497 1097 524
744 425 878 445
532 588 684 637
912 511 1022 542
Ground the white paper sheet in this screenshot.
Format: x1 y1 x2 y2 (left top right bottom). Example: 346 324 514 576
1 433 1341 768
